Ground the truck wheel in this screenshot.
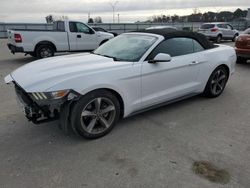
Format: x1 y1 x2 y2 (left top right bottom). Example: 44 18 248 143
71 90 121 139
203 66 228 98
36 45 55 58
216 35 222 43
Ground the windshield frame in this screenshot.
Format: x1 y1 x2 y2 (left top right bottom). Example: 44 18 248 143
93 33 160 62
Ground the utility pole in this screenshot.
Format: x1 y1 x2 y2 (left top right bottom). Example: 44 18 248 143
88 12 90 20
110 1 119 23
117 13 120 23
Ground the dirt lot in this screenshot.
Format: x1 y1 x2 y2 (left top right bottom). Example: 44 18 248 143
0 39 249 188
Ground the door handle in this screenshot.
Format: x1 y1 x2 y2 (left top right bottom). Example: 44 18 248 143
189 61 199 65
189 61 206 66
77 35 81 38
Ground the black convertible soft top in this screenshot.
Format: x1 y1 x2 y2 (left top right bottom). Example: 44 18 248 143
133 29 215 49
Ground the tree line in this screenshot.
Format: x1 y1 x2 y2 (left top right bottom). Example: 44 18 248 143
146 8 248 23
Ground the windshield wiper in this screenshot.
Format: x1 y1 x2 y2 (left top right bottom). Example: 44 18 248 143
92 52 120 61
101 54 120 61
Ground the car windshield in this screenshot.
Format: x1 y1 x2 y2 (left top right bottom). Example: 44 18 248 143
243 28 250 34
93 34 157 62
201 24 215 29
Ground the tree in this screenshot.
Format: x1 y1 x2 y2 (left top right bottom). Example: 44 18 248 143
233 8 247 19
45 15 54 23
171 15 180 22
88 18 94 23
94 16 102 23
148 8 248 23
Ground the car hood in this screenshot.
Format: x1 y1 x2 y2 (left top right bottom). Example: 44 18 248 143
8 53 132 92
98 31 114 38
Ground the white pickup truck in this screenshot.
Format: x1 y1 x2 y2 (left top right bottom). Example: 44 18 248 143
7 20 114 58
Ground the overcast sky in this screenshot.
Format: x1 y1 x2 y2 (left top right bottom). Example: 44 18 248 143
0 0 249 23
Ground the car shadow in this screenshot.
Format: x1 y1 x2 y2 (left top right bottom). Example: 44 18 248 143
4 94 205 144
236 61 250 67
120 95 204 126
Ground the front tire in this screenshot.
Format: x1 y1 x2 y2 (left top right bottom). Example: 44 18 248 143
71 90 121 139
203 66 228 98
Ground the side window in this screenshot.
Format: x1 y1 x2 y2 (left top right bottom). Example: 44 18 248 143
57 21 65 31
193 40 204 52
227 24 233 30
147 38 194 59
99 28 106 32
222 24 227 29
76 23 92 34
218 24 227 29
69 22 77 32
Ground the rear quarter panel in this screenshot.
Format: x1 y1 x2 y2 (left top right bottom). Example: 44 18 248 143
197 45 236 92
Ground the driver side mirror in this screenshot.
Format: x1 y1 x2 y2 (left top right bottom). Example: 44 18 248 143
148 53 172 64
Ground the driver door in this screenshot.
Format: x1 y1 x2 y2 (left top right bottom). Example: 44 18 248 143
69 22 98 51
141 37 204 108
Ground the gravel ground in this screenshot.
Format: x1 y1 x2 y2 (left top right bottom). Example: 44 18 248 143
0 39 249 188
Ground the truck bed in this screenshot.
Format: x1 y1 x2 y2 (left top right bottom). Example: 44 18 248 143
7 30 69 52
9 29 63 32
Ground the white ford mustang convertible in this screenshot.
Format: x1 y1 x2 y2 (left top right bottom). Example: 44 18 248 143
5 29 236 139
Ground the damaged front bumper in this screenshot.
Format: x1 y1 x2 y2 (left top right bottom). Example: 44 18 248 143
14 83 79 124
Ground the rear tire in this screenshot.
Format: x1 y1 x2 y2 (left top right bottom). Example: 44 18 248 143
36 45 55 59
216 35 222 43
203 66 228 98
71 90 121 139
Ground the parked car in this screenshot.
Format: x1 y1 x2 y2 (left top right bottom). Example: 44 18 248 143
7 20 114 58
5 30 236 139
146 26 178 31
235 28 250 63
92 27 118 36
198 22 239 43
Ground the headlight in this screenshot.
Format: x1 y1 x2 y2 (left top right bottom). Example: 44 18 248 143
29 90 70 100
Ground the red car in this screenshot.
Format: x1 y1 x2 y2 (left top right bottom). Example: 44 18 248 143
235 28 250 63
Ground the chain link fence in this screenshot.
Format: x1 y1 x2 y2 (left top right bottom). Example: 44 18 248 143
0 21 248 38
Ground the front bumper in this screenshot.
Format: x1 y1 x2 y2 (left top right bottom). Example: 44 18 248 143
7 43 24 54
15 83 60 124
